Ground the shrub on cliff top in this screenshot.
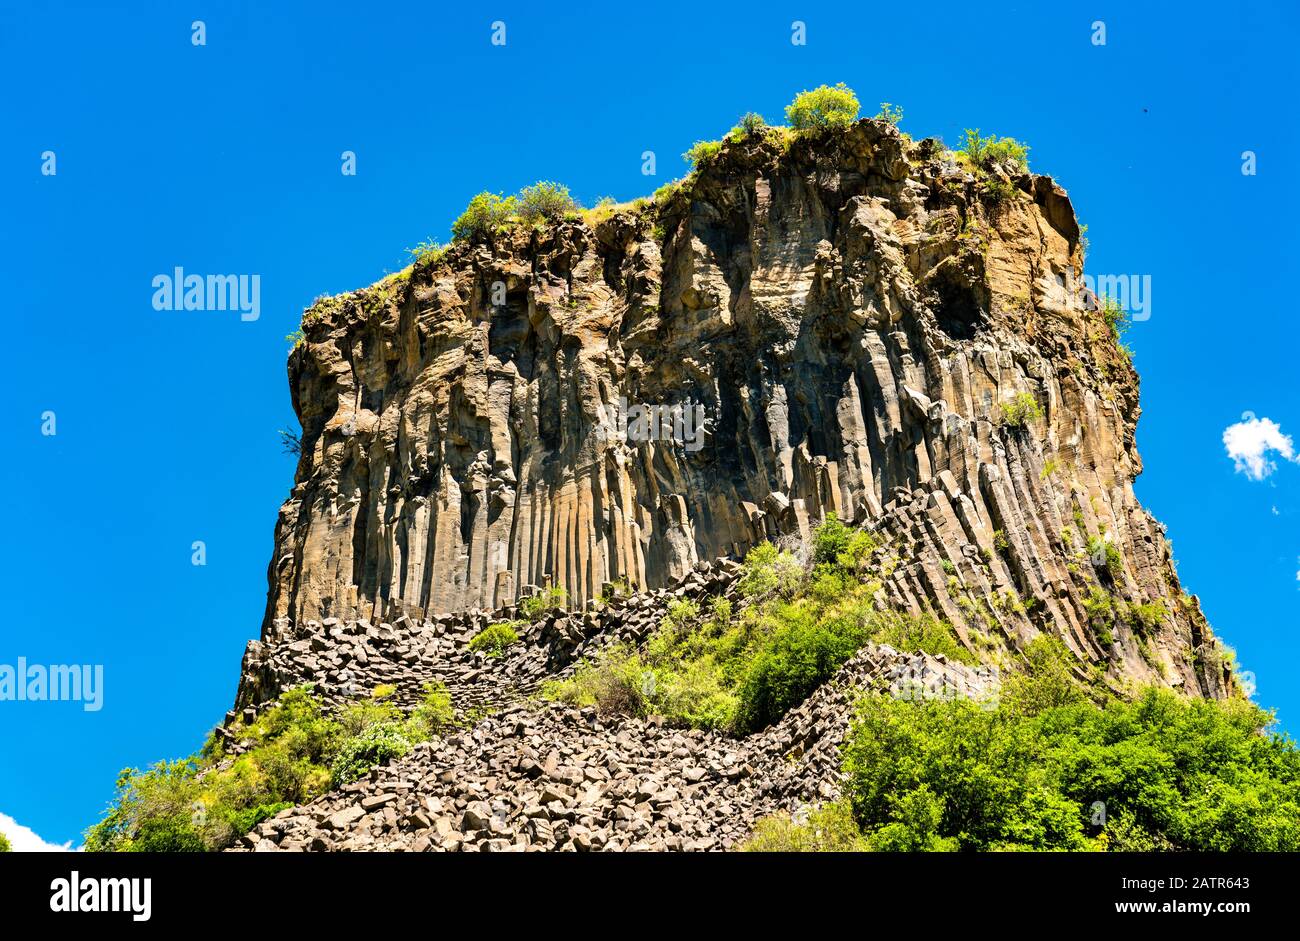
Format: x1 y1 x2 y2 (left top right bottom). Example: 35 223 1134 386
0 830 11 852
786 83 860 130
451 191 517 241
961 128 1030 172
515 181 577 224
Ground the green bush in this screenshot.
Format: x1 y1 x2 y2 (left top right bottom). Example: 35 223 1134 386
786 83 861 130
0 831 10 852
1087 536 1124 579
407 238 447 267
961 129 1030 172
542 643 649 719
520 585 567 619
1125 600 1166 636
329 724 412 787
450 191 517 242
736 542 803 601
734 602 868 732
743 799 868 852
873 102 904 125
998 393 1043 429
843 674 1300 851
682 139 723 169
468 622 521 657
515 181 576 224
85 682 454 852
1099 296 1131 341
727 112 767 139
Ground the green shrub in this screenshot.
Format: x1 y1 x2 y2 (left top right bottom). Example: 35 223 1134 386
406 682 454 738
1125 601 1167 636
682 139 723 169
1099 296 1131 341
960 129 1030 172
999 392 1043 429
743 800 868 852
0 831 9 852
1087 536 1124 579
520 585 567 619
329 724 412 787
736 542 803 600
873 102 904 125
515 181 576 224
468 622 521 657
844 675 1300 851
407 238 447 266
1083 587 1116 646
85 683 452 852
728 112 767 139
786 83 861 130
450 191 517 242
542 644 648 719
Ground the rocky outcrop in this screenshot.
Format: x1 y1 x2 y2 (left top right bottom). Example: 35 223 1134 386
244 116 1230 722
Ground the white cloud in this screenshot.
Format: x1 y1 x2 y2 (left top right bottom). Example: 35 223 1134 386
1223 413 1298 481
0 812 74 852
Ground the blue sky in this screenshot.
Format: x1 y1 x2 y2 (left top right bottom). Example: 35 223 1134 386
1 0 1297 848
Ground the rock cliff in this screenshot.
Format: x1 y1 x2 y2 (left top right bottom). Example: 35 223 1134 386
247 116 1230 714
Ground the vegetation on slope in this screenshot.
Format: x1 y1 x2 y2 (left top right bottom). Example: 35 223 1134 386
746 639 1300 852
543 515 972 734
84 683 453 851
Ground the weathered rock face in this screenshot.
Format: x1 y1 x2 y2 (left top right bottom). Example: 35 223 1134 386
255 119 1229 700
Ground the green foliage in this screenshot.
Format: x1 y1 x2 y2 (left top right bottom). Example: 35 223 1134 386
842 662 1300 850
785 83 861 130
960 129 1030 172
1083 587 1117 646
811 513 877 570
999 392 1043 429
450 191 517 242
86 682 453 852
736 541 804 601
468 622 521 657
520 585 567 620
873 102 904 125
1099 295 1131 342
548 517 967 735
407 238 447 267
1087 536 1124 579
407 682 454 740
0 831 9 852
727 112 768 139
743 799 869 851
329 724 411 787
285 328 305 349
542 643 650 720
1125 600 1167 637
515 181 576 224
682 139 723 169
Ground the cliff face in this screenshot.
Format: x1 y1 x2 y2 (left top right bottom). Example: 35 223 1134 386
256 119 1228 700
